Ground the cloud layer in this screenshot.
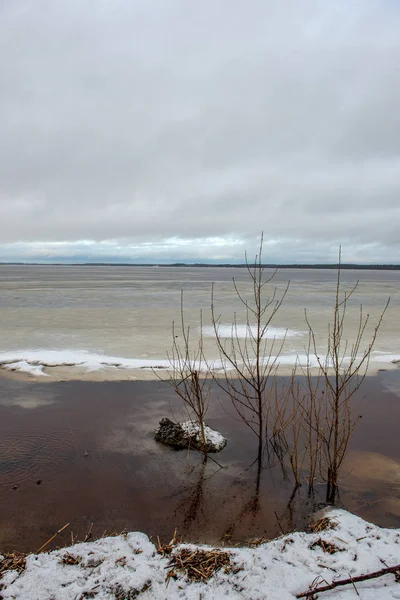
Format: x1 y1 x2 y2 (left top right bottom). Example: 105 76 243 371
1 0 399 262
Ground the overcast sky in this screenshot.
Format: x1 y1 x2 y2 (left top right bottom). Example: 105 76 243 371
1 0 399 263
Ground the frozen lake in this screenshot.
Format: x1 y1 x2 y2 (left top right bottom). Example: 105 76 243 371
0 265 398 380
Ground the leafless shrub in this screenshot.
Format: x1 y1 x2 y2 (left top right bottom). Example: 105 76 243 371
289 248 391 503
210 234 290 463
266 249 389 503
306 249 389 502
158 291 212 454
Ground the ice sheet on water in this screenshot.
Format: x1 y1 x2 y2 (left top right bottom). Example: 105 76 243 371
202 324 306 339
370 351 400 364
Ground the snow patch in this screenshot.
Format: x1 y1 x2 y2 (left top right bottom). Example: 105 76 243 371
3 360 47 377
370 352 400 364
0 350 172 376
180 420 227 451
0 348 398 379
203 324 306 339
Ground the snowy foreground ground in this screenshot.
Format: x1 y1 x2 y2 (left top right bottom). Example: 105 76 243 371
1 509 399 600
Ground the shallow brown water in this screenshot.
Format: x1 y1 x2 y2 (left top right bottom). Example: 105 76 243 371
0 372 399 553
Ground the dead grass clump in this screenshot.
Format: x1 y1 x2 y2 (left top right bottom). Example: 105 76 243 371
310 538 344 555
0 552 26 580
281 537 295 552
166 548 233 583
110 581 151 599
156 530 180 557
60 552 82 566
310 517 337 534
78 591 99 599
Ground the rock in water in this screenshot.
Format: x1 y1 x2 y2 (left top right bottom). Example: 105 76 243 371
155 418 227 453
154 418 189 449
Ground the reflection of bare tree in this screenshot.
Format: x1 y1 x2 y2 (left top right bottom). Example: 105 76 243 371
241 459 262 518
172 457 210 537
182 459 207 529
275 484 331 536
275 484 302 534
221 458 262 542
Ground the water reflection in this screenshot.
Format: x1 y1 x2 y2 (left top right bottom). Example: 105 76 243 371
0 375 400 552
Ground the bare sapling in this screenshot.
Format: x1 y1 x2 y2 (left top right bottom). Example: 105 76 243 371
268 378 291 467
286 378 308 488
287 343 324 494
161 291 211 455
304 248 390 503
210 234 290 464
273 368 313 489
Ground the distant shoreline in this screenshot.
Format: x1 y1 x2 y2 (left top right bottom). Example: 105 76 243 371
0 262 399 270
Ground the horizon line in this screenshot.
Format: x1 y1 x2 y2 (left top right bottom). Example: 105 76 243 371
0 262 399 270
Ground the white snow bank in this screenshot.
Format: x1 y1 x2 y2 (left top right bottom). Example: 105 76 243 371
2 360 48 377
180 420 227 451
0 350 224 377
0 349 171 374
1 510 399 599
0 349 398 379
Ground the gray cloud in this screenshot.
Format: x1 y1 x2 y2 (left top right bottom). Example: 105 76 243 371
1 0 400 262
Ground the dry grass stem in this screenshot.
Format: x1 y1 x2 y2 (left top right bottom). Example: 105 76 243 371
310 517 338 533
36 522 70 554
156 529 180 557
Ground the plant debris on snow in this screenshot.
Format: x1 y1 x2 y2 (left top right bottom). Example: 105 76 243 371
309 516 338 534
0 553 26 581
309 538 344 555
166 548 233 582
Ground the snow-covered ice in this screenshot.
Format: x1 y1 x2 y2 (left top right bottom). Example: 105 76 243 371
0 349 399 379
1 509 399 599
2 360 48 377
202 324 306 339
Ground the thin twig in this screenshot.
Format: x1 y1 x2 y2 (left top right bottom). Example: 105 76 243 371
296 564 400 598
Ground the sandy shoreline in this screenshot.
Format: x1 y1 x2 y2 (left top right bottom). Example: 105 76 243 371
1 354 399 383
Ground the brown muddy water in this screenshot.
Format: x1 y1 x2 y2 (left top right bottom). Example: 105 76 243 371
0 372 399 553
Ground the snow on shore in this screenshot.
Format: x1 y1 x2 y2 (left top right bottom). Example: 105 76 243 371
1 510 399 599
1 349 399 380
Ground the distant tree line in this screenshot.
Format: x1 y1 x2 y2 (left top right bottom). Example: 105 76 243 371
2 262 399 269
